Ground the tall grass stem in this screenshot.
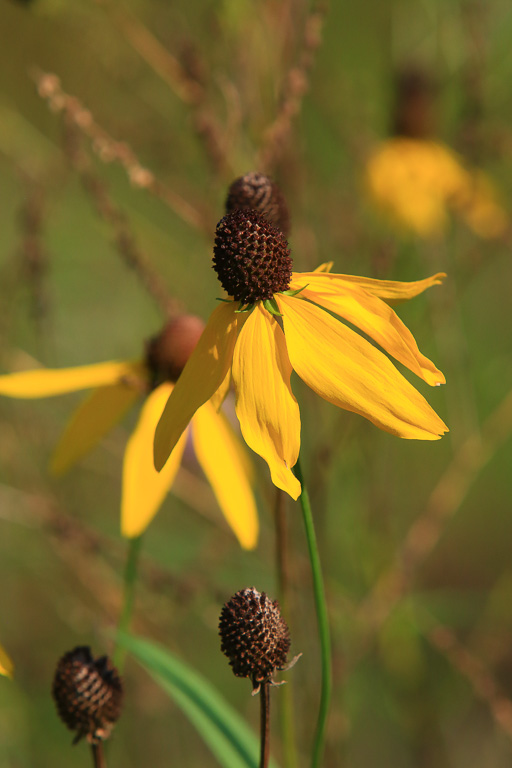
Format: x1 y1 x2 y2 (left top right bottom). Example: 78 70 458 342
295 458 332 768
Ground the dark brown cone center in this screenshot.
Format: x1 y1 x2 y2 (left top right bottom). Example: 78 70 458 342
213 210 293 304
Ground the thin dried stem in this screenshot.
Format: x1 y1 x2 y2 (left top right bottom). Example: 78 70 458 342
426 617 512 741
358 385 512 633
259 681 271 768
272 487 299 768
33 70 207 232
0 481 225 622
91 742 106 768
102 4 202 105
17 178 52 338
100 4 233 178
274 487 289 604
61 117 180 318
257 1 329 173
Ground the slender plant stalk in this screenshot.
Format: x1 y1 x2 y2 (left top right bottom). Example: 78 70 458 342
273 488 299 768
112 534 144 670
274 487 289 603
91 743 106 768
295 457 332 768
259 682 271 768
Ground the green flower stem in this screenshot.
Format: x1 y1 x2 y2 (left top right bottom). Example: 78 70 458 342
113 534 144 670
295 458 332 768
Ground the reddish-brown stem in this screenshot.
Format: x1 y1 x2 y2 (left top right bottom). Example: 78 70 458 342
274 488 289 603
91 743 106 768
259 682 271 768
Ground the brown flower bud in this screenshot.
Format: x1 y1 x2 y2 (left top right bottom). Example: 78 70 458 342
52 646 123 745
145 314 205 386
219 588 291 692
225 172 290 237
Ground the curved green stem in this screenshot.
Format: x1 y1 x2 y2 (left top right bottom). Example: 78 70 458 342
112 534 143 670
295 458 332 768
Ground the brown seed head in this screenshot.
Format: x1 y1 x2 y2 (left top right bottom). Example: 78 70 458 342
219 587 291 690
145 314 205 386
225 172 290 237
52 646 123 745
213 210 292 304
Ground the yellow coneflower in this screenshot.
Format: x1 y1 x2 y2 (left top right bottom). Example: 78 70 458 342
0 316 258 548
154 210 448 499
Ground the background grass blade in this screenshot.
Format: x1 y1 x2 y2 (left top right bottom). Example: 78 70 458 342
118 633 278 768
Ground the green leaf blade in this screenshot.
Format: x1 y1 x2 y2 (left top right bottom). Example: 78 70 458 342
118 633 278 768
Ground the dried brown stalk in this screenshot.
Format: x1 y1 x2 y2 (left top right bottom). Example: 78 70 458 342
17 178 52 338
358 385 512 632
61 117 180 318
33 70 207 232
100 4 233 178
427 618 512 741
0 480 220 627
257 1 329 173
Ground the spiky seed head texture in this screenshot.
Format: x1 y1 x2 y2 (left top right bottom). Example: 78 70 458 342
219 587 291 687
225 172 291 237
213 210 292 304
52 646 123 745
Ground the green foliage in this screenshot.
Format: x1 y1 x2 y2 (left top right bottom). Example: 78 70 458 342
118 633 275 768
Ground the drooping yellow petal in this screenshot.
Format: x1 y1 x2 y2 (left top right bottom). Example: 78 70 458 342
291 276 444 386
209 368 232 412
51 364 146 475
0 360 142 398
231 304 301 499
122 383 188 539
290 271 446 305
154 302 245 471
191 402 259 550
0 644 13 678
278 295 448 440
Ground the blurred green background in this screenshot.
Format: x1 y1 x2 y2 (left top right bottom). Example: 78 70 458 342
1 0 512 766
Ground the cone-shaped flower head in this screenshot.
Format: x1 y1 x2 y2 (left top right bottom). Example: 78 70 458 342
225 172 290 236
154 204 448 499
52 647 123 745
0 314 259 548
219 588 291 691
213 210 292 304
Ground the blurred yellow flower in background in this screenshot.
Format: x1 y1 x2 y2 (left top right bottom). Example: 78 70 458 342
0 316 258 548
154 210 448 500
366 67 507 239
0 643 13 678
366 137 507 238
